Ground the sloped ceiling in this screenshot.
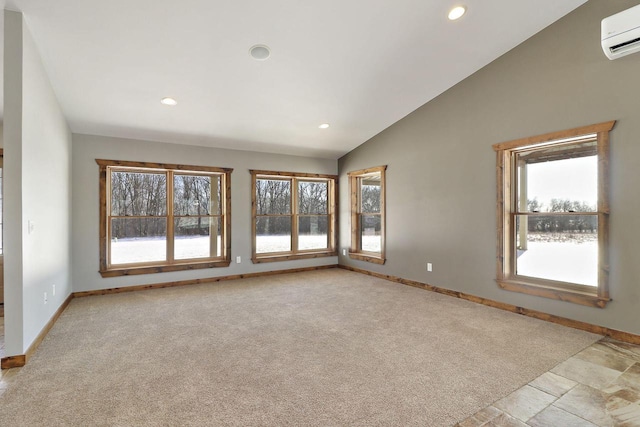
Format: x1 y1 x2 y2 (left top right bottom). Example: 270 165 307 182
1 0 587 158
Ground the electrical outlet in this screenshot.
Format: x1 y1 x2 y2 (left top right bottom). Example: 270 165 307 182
427 262 433 272
342 249 346 256
236 256 241 264
44 292 48 304
52 284 56 296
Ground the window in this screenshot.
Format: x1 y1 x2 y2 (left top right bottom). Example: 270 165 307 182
348 166 386 264
251 170 337 263
493 121 615 308
97 159 232 277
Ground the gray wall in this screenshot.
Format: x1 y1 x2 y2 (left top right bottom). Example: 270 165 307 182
72 134 337 292
338 0 640 335
3 11 73 356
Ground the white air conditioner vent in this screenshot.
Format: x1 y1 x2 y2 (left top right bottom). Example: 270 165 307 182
602 4 640 60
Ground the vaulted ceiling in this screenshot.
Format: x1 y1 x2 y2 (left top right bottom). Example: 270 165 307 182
1 0 587 158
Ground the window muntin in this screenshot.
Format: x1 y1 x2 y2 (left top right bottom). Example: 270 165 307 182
348 166 386 264
493 122 614 308
251 170 337 263
97 160 232 277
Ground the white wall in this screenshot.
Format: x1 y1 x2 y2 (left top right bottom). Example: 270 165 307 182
3 11 73 356
72 134 337 292
3 10 24 356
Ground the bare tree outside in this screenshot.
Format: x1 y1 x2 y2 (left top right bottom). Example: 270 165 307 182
109 169 224 264
254 177 332 254
173 174 221 259
255 179 292 253
110 171 167 240
298 181 329 250
360 178 381 252
525 197 597 235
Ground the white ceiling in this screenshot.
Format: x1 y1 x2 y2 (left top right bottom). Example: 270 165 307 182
2 0 587 159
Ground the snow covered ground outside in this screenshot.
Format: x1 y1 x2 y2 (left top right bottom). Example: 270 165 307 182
112 235 341 264
517 240 597 286
361 236 381 253
254 235 382 253
111 236 221 264
256 235 329 253
112 236 595 286
111 234 383 264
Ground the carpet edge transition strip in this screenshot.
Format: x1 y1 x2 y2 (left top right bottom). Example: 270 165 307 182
338 264 640 345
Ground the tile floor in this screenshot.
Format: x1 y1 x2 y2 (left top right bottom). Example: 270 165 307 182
457 337 640 427
1 320 640 426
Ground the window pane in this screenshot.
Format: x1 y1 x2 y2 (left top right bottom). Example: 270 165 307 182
516 144 597 213
256 216 291 253
110 171 167 216
256 179 291 215
174 217 221 259
515 214 598 286
110 218 167 264
360 175 381 213
174 175 220 216
298 181 328 214
360 214 381 253
298 215 328 250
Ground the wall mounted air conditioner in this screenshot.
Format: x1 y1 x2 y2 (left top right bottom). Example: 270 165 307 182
602 4 640 60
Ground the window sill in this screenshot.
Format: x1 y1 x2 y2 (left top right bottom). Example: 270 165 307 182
348 252 386 265
252 251 337 264
497 279 610 308
100 260 231 277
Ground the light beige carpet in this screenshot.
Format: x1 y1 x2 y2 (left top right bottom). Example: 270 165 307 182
0 269 600 426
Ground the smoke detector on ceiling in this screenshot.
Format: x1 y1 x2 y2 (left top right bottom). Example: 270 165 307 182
249 45 271 60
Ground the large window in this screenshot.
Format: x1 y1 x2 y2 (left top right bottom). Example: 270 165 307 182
251 170 337 263
348 166 386 264
97 159 232 277
493 121 614 308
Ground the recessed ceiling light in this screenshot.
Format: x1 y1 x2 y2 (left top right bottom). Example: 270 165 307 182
249 44 271 61
448 6 466 20
160 97 177 106
319 123 330 129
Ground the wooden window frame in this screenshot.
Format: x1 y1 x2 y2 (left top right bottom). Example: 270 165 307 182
250 170 338 263
97 159 233 277
348 165 387 265
493 121 615 308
